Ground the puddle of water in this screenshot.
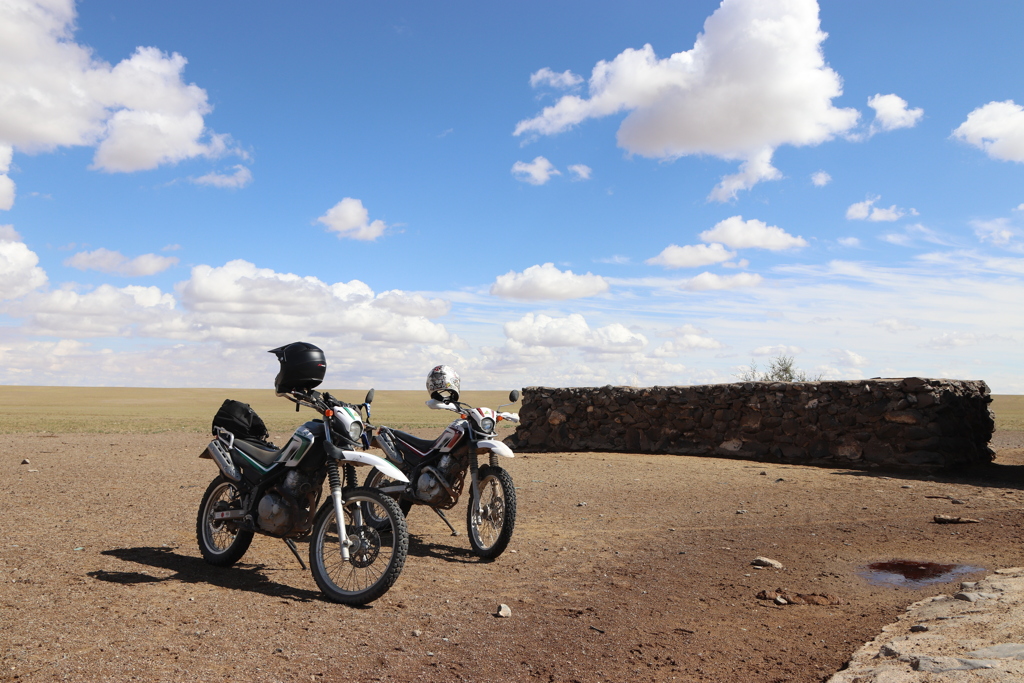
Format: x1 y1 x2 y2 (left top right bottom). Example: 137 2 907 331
858 560 984 588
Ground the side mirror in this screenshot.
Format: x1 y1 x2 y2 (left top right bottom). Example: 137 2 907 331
365 388 375 405
509 389 521 403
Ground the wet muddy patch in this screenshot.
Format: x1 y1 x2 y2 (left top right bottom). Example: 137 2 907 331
858 560 984 588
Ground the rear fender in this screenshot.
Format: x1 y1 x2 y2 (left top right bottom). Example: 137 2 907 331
476 439 514 458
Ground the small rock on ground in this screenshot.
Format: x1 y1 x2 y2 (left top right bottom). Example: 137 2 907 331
752 557 783 569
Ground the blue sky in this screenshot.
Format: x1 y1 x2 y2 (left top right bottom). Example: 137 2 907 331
2 0 1024 392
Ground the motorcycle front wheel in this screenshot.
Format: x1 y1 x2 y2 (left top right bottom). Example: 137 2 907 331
309 487 409 605
196 476 254 567
466 465 516 559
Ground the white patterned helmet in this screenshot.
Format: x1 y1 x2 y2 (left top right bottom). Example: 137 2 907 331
426 365 460 402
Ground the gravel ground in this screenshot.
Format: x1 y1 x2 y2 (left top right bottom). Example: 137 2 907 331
3 430 1024 682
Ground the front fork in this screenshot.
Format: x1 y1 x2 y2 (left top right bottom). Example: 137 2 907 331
468 447 500 519
326 458 351 562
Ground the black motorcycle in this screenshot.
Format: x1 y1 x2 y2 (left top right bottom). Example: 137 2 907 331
196 387 411 605
358 390 521 559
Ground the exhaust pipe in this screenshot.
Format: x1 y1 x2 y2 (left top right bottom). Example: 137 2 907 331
205 439 241 481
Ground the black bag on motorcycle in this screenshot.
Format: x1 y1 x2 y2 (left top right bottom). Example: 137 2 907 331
212 399 270 442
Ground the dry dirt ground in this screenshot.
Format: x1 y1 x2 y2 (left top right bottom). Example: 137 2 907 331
4 430 1024 683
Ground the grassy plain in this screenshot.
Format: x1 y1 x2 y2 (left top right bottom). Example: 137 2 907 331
0 385 1019 434
0 386 521 434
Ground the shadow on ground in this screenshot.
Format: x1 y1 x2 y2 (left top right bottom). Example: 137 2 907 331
832 462 1024 491
406 534 482 564
93 546 323 602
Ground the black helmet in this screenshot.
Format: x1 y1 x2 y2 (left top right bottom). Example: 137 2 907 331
269 342 326 393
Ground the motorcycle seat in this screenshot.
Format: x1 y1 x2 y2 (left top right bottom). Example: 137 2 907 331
390 430 436 458
233 438 281 467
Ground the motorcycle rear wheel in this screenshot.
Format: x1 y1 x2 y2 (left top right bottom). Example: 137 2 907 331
466 465 516 559
196 476 254 567
309 487 409 605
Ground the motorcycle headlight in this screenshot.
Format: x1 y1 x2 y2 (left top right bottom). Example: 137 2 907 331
479 417 495 433
348 420 364 441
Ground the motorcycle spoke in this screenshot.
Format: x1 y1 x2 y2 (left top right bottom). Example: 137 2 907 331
309 489 408 604
466 466 516 559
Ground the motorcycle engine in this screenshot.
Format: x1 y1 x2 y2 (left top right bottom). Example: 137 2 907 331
280 470 316 498
415 455 458 505
258 471 322 536
257 492 296 535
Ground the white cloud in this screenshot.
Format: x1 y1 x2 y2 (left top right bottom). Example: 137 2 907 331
837 237 860 247
845 195 909 222
567 164 592 180
0 2 240 206
0 174 13 211
683 271 763 290
833 348 869 367
811 170 831 187
874 318 919 333
699 215 807 250
504 313 646 354
708 148 784 202
0 144 13 210
0 235 48 300
513 0 859 199
652 341 679 358
192 165 252 189
64 248 178 276
0 224 22 241
490 262 609 300
882 223 949 247
316 197 388 241
646 242 735 269
721 258 750 268
953 100 1024 162
372 290 450 318
665 325 725 350
752 344 802 356
529 67 583 89
675 335 725 351
866 93 923 133
511 156 561 185
971 218 1016 246
870 205 908 222
921 331 1003 350
176 260 454 346
595 255 631 265
12 284 177 337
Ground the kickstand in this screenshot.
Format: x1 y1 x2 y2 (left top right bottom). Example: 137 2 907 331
283 538 306 570
432 507 459 536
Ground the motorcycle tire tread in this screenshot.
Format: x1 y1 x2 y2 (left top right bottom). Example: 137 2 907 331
467 465 516 560
308 487 409 606
196 476 255 567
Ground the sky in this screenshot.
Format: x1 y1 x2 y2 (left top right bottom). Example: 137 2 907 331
1 0 1024 393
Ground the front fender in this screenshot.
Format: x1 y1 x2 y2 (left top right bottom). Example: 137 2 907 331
477 439 514 458
336 449 410 483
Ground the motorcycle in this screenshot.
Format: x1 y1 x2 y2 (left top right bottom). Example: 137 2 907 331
358 389 521 559
196 387 411 605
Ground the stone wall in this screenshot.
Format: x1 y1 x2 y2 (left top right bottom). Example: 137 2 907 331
505 378 995 471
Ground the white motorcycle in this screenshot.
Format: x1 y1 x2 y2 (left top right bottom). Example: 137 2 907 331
360 390 521 559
